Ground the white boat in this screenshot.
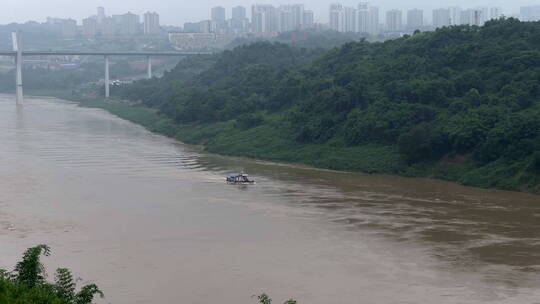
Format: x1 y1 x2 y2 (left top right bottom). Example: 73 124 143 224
226 173 256 185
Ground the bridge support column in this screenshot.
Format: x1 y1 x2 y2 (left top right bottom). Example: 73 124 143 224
146 56 152 79
104 55 110 99
12 32 23 104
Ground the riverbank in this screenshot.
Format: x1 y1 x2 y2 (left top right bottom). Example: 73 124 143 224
33 91 538 194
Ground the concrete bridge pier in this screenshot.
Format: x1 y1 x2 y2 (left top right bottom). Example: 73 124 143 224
147 56 152 79
104 55 110 98
12 32 23 104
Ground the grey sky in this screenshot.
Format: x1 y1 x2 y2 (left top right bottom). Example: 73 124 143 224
1 0 532 25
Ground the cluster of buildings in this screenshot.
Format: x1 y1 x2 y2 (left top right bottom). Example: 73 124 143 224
329 3 506 35
47 7 161 39
44 3 540 49
329 3 379 34
328 4 540 34
182 5 316 35
171 3 540 50
170 4 317 51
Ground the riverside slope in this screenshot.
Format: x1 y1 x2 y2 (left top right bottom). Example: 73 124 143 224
71 95 538 194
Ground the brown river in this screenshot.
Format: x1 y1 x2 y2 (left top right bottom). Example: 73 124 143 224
0 94 539 304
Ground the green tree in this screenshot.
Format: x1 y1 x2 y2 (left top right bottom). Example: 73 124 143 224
255 293 297 304
75 284 104 304
54 268 76 303
14 244 50 288
258 293 272 304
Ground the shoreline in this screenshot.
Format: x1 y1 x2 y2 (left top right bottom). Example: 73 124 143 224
15 91 540 195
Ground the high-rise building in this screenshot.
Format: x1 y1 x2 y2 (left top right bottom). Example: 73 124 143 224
386 9 402 32
358 2 371 33
489 7 502 20
344 6 357 32
232 6 246 21
100 17 117 38
144 12 160 35
211 7 228 33
231 6 248 32
358 3 380 35
303 10 315 29
252 4 278 34
433 8 451 28
291 4 305 30
328 4 356 32
61 19 78 38
277 4 304 32
520 5 540 21
82 17 97 38
97 7 105 24
329 3 345 32
449 7 462 25
211 6 226 22
199 20 212 33
407 9 423 30
115 12 140 36
112 14 123 26
477 7 489 24
461 9 483 26
370 6 380 34
278 6 293 32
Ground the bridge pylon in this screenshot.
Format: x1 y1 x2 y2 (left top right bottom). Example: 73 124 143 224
12 32 23 104
104 55 110 98
147 56 152 79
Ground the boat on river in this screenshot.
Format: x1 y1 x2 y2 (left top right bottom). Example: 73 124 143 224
226 173 256 185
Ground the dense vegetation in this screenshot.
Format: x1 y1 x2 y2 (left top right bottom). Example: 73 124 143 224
114 19 540 191
0 245 103 304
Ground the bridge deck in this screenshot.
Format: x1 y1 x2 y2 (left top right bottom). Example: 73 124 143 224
0 51 211 56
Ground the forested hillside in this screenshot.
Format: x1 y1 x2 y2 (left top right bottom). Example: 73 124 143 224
113 18 540 192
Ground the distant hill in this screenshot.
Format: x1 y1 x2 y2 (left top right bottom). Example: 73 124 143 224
114 18 540 192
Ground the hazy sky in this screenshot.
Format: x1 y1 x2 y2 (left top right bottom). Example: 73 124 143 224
1 0 531 25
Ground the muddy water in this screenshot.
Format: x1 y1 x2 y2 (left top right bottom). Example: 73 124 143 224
0 95 539 304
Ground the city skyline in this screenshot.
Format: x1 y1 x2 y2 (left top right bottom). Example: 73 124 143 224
1 0 533 26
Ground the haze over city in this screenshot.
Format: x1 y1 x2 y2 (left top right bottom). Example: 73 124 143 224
1 0 534 24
